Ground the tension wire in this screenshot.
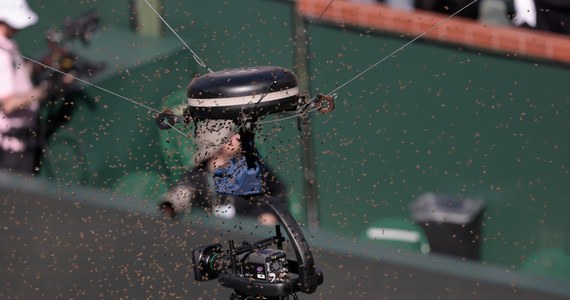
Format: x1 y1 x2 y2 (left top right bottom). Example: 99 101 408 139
1 1 480 136
260 0 480 126
142 0 213 73
254 0 336 106
326 0 480 96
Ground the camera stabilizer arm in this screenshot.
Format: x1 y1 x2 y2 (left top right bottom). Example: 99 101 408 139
219 195 323 296
264 195 322 293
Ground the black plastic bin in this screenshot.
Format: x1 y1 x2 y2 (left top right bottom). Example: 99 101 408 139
411 193 485 260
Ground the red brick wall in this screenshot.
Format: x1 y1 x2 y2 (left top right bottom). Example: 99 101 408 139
297 0 570 64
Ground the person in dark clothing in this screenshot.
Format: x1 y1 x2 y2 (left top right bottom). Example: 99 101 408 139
159 119 287 225
415 0 481 20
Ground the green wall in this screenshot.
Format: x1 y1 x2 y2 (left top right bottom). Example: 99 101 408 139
306 24 570 270
16 0 570 279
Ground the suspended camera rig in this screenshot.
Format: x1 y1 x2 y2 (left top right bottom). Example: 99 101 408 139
155 66 334 299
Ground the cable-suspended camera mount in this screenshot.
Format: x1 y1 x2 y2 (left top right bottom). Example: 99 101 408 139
155 66 333 299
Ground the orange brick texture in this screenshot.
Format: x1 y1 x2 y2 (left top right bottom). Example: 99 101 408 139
297 0 570 64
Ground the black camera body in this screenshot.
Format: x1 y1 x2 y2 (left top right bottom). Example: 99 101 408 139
191 199 323 299
193 241 288 283
34 9 103 87
241 248 288 283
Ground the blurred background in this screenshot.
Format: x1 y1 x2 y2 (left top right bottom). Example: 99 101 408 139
1 0 569 299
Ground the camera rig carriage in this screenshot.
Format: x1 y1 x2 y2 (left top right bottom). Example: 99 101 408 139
155 66 333 299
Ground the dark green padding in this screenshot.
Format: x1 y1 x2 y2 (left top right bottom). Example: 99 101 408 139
521 248 570 280
113 171 168 207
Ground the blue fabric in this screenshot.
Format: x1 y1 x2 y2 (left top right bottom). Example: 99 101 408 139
214 156 263 196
